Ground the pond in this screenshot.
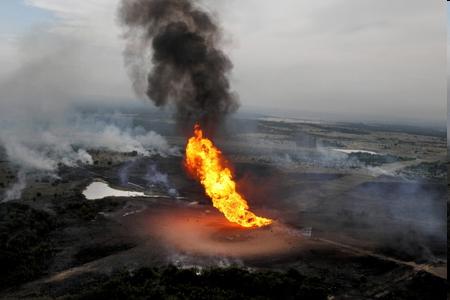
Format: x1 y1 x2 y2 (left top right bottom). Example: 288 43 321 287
333 149 378 155
83 181 149 200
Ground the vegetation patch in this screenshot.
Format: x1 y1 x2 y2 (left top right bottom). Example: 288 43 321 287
0 203 57 290
399 162 446 180
61 266 329 300
74 242 136 265
348 152 413 167
52 196 122 222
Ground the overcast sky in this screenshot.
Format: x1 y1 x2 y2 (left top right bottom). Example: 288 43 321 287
0 0 446 125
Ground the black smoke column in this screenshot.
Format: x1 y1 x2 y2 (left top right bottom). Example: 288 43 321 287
119 0 239 134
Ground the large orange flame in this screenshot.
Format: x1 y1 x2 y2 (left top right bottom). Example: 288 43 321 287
185 124 273 228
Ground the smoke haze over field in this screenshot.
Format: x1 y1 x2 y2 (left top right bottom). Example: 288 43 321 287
0 29 177 167
0 27 178 201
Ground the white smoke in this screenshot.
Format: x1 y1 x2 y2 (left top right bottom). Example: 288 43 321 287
72 123 175 157
2 170 27 202
168 252 243 270
0 119 178 173
145 164 179 197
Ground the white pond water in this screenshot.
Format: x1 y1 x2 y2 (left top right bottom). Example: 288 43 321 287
333 149 378 155
83 181 149 200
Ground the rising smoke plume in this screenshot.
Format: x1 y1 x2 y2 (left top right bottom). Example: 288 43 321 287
119 0 239 133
